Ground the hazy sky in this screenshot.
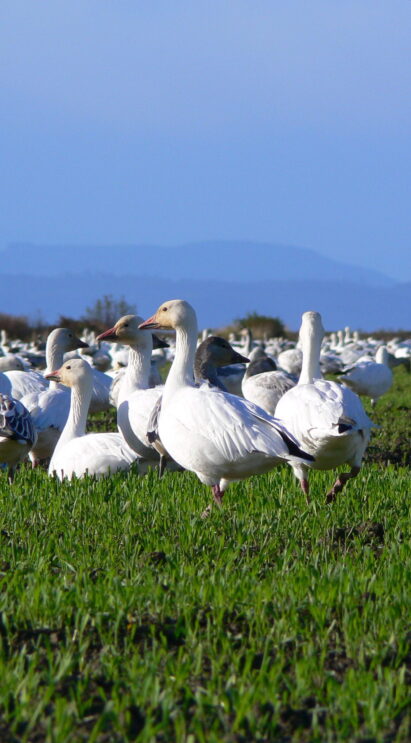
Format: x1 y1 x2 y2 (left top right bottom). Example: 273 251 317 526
1 1 410 281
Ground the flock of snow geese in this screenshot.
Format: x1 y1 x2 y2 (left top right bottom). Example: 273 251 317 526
0 298 409 512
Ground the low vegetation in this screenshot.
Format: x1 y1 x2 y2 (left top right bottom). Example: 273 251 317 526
0 368 409 741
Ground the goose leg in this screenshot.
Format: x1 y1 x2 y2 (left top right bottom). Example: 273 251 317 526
326 466 361 503
300 477 310 504
159 455 167 478
201 483 224 519
212 483 224 507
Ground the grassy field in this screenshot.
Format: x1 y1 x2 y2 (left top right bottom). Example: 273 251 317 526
0 368 410 742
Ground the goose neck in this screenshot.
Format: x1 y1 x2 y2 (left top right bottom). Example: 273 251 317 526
299 328 323 385
54 379 92 452
46 339 65 376
163 322 196 404
119 343 151 402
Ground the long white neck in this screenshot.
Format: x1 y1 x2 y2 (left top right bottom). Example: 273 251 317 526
118 341 152 404
45 336 66 391
298 313 324 385
162 319 197 406
53 376 93 455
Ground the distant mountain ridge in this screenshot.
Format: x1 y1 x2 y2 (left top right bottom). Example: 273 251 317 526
0 271 409 331
3 241 395 287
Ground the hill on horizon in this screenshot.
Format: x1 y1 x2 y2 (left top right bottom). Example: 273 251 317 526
2 241 396 287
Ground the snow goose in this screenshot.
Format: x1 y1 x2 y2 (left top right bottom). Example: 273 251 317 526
275 311 373 501
47 359 136 480
0 394 37 480
146 335 250 474
242 367 296 416
139 300 314 511
21 328 89 464
339 346 393 405
195 336 249 390
277 347 303 376
97 316 168 470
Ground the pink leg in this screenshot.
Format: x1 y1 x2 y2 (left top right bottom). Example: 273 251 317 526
201 483 224 519
326 466 361 503
300 477 310 503
212 483 224 508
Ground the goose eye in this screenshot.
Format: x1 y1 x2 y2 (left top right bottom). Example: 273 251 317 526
66 365 71 369
162 307 168 312
124 323 129 328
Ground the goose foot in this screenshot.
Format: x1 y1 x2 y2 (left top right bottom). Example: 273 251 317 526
201 484 224 518
326 466 360 503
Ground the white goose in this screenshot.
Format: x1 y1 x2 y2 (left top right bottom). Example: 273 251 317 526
275 311 373 501
339 346 393 405
21 328 89 464
0 394 37 480
47 359 136 480
97 316 167 469
139 300 314 510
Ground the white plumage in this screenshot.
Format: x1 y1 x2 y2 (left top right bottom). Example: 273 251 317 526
139 299 313 509
275 311 373 501
47 359 136 480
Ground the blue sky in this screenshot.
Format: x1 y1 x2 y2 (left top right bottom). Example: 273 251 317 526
1 0 410 281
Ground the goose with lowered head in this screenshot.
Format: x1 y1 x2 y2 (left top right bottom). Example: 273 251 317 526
275 311 373 501
139 300 314 511
46 359 136 480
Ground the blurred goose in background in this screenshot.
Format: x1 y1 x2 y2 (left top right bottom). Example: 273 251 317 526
47 359 136 480
275 311 373 501
277 347 303 376
139 299 313 512
339 345 393 405
194 335 249 390
242 365 296 416
0 394 37 480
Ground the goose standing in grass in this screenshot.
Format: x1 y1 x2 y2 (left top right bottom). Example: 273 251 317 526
339 346 393 405
21 328 89 464
147 334 251 473
97 315 169 471
139 300 314 512
275 311 373 501
0 394 37 480
47 359 136 480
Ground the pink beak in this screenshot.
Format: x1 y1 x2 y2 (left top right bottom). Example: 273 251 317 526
45 368 62 382
96 326 117 342
138 314 159 330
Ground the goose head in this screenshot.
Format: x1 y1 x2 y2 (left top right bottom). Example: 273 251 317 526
45 358 93 388
196 336 249 367
97 315 168 350
47 327 89 353
139 299 196 332
299 311 325 346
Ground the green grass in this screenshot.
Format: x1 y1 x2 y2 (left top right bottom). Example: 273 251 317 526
0 368 410 742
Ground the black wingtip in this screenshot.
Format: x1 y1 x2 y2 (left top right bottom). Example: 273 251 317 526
278 430 315 462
